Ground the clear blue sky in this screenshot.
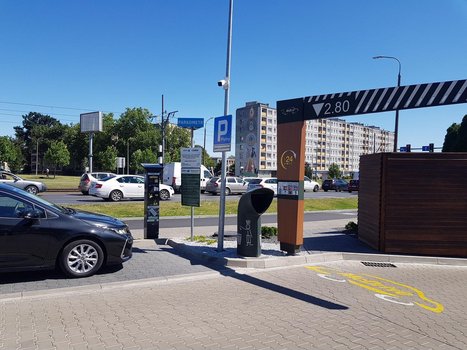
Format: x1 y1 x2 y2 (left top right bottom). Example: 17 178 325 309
1 0 466 154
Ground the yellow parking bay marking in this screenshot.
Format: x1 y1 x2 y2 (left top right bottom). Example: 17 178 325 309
306 266 444 313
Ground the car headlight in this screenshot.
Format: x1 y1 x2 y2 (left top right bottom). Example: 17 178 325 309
97 225 130 235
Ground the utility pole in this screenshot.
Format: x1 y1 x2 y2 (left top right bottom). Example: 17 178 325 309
155 95 178 164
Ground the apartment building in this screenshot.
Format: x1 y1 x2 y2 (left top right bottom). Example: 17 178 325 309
235 101 394 177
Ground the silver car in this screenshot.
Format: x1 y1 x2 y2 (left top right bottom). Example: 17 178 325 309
0 171 47 195
205 176 248 195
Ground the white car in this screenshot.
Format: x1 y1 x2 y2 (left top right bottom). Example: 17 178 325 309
304 176 320 192
246 177 277 195
89 175 174 202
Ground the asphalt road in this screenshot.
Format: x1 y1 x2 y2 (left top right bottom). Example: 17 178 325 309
40 190 357 205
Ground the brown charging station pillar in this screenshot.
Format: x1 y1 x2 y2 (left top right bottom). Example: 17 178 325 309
276 98 306 255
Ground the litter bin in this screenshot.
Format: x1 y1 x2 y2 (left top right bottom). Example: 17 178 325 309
237 188 275 257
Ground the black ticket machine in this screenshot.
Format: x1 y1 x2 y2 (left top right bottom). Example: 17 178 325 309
141 163 164 239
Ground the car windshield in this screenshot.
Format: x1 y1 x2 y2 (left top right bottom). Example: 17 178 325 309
6 185 68 213
248 178 263 184
209 177 219 183
100 175 116 181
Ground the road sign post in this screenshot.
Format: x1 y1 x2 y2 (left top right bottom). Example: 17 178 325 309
213 115 232 251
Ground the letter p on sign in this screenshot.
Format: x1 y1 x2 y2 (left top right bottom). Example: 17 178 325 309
213 115 232 152
217 120 228 142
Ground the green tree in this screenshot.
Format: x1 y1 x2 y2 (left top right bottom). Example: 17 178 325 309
44 141 70 178
15 112 62 172
456 115 467 152
131 148 157 174
114 108 160 173
164 124 191 162
442 122 460 152
62 123 88 173
304 162 313 178
0 136 24 172
96 146 118 172
328 163 342 179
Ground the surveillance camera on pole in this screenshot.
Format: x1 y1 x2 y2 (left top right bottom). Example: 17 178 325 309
217 78 229 90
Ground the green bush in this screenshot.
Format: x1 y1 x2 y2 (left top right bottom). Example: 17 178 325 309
345 221 358 233
261 226 278 239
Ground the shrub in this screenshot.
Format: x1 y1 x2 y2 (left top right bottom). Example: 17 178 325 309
261 226 278 239
345 221 358 233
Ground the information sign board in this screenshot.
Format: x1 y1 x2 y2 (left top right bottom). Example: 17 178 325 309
181 148 201 207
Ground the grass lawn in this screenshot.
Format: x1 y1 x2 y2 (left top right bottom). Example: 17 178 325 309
21 174 80 191
68 197 358 218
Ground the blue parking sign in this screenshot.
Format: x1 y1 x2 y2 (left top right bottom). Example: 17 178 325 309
213 115 232 152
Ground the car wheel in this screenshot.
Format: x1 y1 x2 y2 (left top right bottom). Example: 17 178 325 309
25 185 39 195
109 190 123 202
160 189 170 201
324 189 328 192
313 185 319 192
225 187 231 196
81 191 89 195
59 240 104 278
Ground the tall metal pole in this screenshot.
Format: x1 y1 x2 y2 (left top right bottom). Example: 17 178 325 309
203 117 214 164
161 95 165 163
190 128 195 241
126 140 130 174
89 132 94 173
35 139 39 176
217 0 233 252
373 56 402 152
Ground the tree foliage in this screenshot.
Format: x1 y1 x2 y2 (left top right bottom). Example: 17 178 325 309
304 162 313 178
131 149 157 174
5 106 217 175
44 141 70 177
328 163 342 179
0 136 24 172
95 145 118 172
442 115 467 152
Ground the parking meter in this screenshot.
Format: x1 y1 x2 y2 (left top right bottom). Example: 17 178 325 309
141 163 164 239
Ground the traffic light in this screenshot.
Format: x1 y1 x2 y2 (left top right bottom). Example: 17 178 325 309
429 143 434 152
406 144 411 152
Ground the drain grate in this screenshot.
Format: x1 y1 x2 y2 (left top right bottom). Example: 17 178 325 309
361 261 397 268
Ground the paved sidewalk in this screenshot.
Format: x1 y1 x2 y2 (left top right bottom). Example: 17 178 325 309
134 217 467 269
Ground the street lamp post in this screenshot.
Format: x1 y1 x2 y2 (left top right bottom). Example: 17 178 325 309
217 0 234 252
373 55 401 152
203 116 214 164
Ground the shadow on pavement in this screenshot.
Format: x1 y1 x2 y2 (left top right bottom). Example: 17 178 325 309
302 231 378 254
157 245 348 311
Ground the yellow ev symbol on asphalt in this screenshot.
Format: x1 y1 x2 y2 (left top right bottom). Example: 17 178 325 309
306 266 444 313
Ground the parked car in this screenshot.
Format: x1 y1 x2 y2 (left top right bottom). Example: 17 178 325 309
205 176 248 195
348 179 359 192
247 177 278 195
78 172 115 195
0 183 133 277
90 175 174 202
0 171 47 195
322 179 349 192
304 176 320 192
